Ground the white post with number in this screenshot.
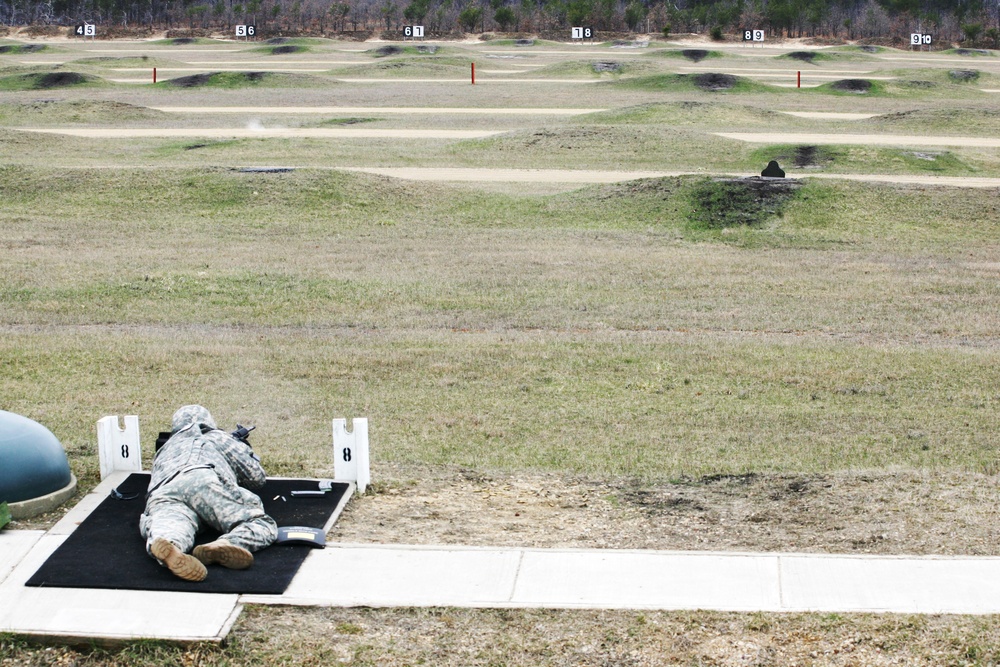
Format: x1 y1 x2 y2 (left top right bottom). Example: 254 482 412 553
97 415 142 480
333 417 369 493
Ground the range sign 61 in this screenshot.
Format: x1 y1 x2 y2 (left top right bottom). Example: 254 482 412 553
404 25 425 37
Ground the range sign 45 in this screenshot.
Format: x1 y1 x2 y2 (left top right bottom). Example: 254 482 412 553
74 23 96 37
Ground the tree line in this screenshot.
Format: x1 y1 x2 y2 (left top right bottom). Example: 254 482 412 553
4 0 999 47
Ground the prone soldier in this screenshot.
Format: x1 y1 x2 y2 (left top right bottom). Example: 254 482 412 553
140 405 278 581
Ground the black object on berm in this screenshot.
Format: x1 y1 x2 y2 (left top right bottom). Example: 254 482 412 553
26 474 348 595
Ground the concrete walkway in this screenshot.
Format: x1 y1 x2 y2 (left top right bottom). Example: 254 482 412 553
4 472 1000 644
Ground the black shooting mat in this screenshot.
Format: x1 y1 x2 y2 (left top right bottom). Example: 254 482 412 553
26 474 348 594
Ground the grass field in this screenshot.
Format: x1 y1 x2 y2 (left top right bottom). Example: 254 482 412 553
2 31 1000 665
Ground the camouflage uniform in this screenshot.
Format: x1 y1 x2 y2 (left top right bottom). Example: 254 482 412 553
140 405 277 561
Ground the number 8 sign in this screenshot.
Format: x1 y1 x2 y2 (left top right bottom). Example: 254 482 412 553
333 417 370 493
97 415 142 480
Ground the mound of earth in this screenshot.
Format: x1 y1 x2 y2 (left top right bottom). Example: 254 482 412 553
859 45 880 53
168 71 267 87
271 44 303 54
954 48 989 56
831 78 872 93
693 72 737 91
375 45 402 56
171 37 195 44
415 45 438 54
169 72 213 87
0 43 45 53
794 145 819 167
266 37 289 45
949 69 980 82
903 80 936 88
787 51 818 62
681 49 709 62
514 39 534 46
30 72 88 89
593 61 623 73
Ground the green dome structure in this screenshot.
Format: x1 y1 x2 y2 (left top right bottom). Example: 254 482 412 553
0 410 77 520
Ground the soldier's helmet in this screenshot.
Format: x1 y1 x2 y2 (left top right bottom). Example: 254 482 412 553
171 405 217 432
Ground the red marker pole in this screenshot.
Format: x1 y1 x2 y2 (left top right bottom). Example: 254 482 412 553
471 62 475 85
153 67 157 83
797 70 800 88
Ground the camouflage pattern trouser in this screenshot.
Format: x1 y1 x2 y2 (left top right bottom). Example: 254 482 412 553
140 467 278 557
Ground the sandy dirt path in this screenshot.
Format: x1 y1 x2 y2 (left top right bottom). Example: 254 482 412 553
780 112 880 119
15 127 504 139
718 132 1000 147
150 106 606 115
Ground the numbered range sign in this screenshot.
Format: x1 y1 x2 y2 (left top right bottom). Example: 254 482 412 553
403 25 425 38
910 33 932 46
97 415 142 480
75 23 96 37
333 417 370 493
572 26 594 40
235 24 257 38
743 29 764 42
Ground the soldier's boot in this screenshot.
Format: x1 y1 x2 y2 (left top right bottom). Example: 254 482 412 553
193 539 254 570
150 537 207 582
